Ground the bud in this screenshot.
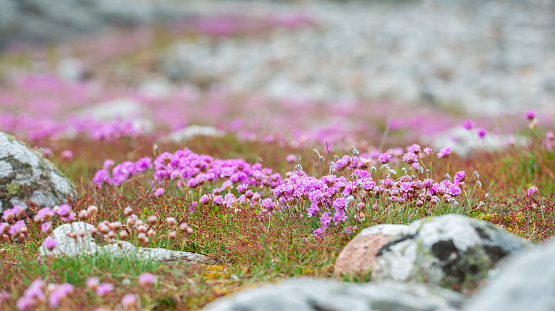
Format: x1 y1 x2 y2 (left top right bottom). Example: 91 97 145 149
185 227 193 237
87 205 98 215
166 217 176 226
78 210 89 221
168 231 177 239
147 229 156 238
147 216 158 226
119 231 129 240
137 225 147 234
179 223 189 232
123 207 133 216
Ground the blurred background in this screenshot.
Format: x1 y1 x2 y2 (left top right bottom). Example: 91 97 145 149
0 0 553 152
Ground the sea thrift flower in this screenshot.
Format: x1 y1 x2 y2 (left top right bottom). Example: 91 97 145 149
454 171 466 182
320 212 331 228
154 188 165 196
286 154 297 163
87 277 100 290
525 109 535 120
44 238 57 251
60 150 73 161
527 185 539 196
121 294 137 308
138 273 157 287
477 128 487 139
42 148 52 158
16 279 45 310
462 120 475 130
423 147 432 155
407 144 421 154
41 222 52 233
96 283 114 297
49 283 73 308
378 153 392 164
437 147 452 158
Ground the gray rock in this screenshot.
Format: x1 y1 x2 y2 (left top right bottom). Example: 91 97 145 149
202 278 465 311
464 240 555 311
0 132 76 213
372 214 531 290
0 0 189 49
164 125 225 143
39 222 206 264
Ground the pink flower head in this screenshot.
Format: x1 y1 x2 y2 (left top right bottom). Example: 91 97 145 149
423 147 432 156
320 212 331 228
86 277 100 290
477 128 487 139
454 171 466 182
527 185 539 196
138 273 157 287
42 148 52 157
312 227 326 238
55 204 72 217
378 153 392 164
60 150 73 161
44 237 57 251
49 283 73 308
407 144 421 154
402 152 418 164
525 110 536 120
462 120 475 130
121 294 137 308
96 283 114 297
437 147 452 159
154 188 165 196
285 154 297 163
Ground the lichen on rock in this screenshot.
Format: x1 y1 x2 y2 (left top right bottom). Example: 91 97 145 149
0 132 77 212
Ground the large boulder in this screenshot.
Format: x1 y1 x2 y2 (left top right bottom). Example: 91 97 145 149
334 224 408 277
39 222 207 263
372 214 531 291
0 132 76 213
0 0 189 49
202 278 465 311
464 240 555 311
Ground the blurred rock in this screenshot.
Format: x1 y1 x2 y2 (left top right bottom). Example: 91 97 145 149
0 0 189 49
334 224 408 277
202 278 465 311
429 126 530 157
163 0 554 115
372 214 531 291
0 132 76 213
164 125 225 142
39 222 207 263
464 240 555 311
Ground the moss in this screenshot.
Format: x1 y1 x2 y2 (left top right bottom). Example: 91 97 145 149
5 183 21 196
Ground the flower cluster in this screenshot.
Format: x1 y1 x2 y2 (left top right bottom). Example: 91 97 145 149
94 149 283 191
16 279 74 310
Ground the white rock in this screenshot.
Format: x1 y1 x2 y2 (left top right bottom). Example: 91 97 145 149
79 98 147 121
165 125 225 142
39 222 207 263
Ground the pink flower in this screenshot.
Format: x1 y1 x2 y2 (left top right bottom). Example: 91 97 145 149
527 185 539 196
86 277 100 290
121 294 137 308
154 188 165 196
320 212 331 228
60 150 73 161
454 171 466 182
96 283 114 297
44 238 57 251
477 128 487 139
285 154 297 163
437 147 452 158
462 120 475 130
378 153 392 164
42 148 52 157
55 204 72 217
49 283 73 308
138 273 157 287
525 110 535 120
423 147 432 155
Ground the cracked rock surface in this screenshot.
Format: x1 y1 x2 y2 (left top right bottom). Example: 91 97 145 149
372 214 532 290
0 132 76 213
202 278 465 311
